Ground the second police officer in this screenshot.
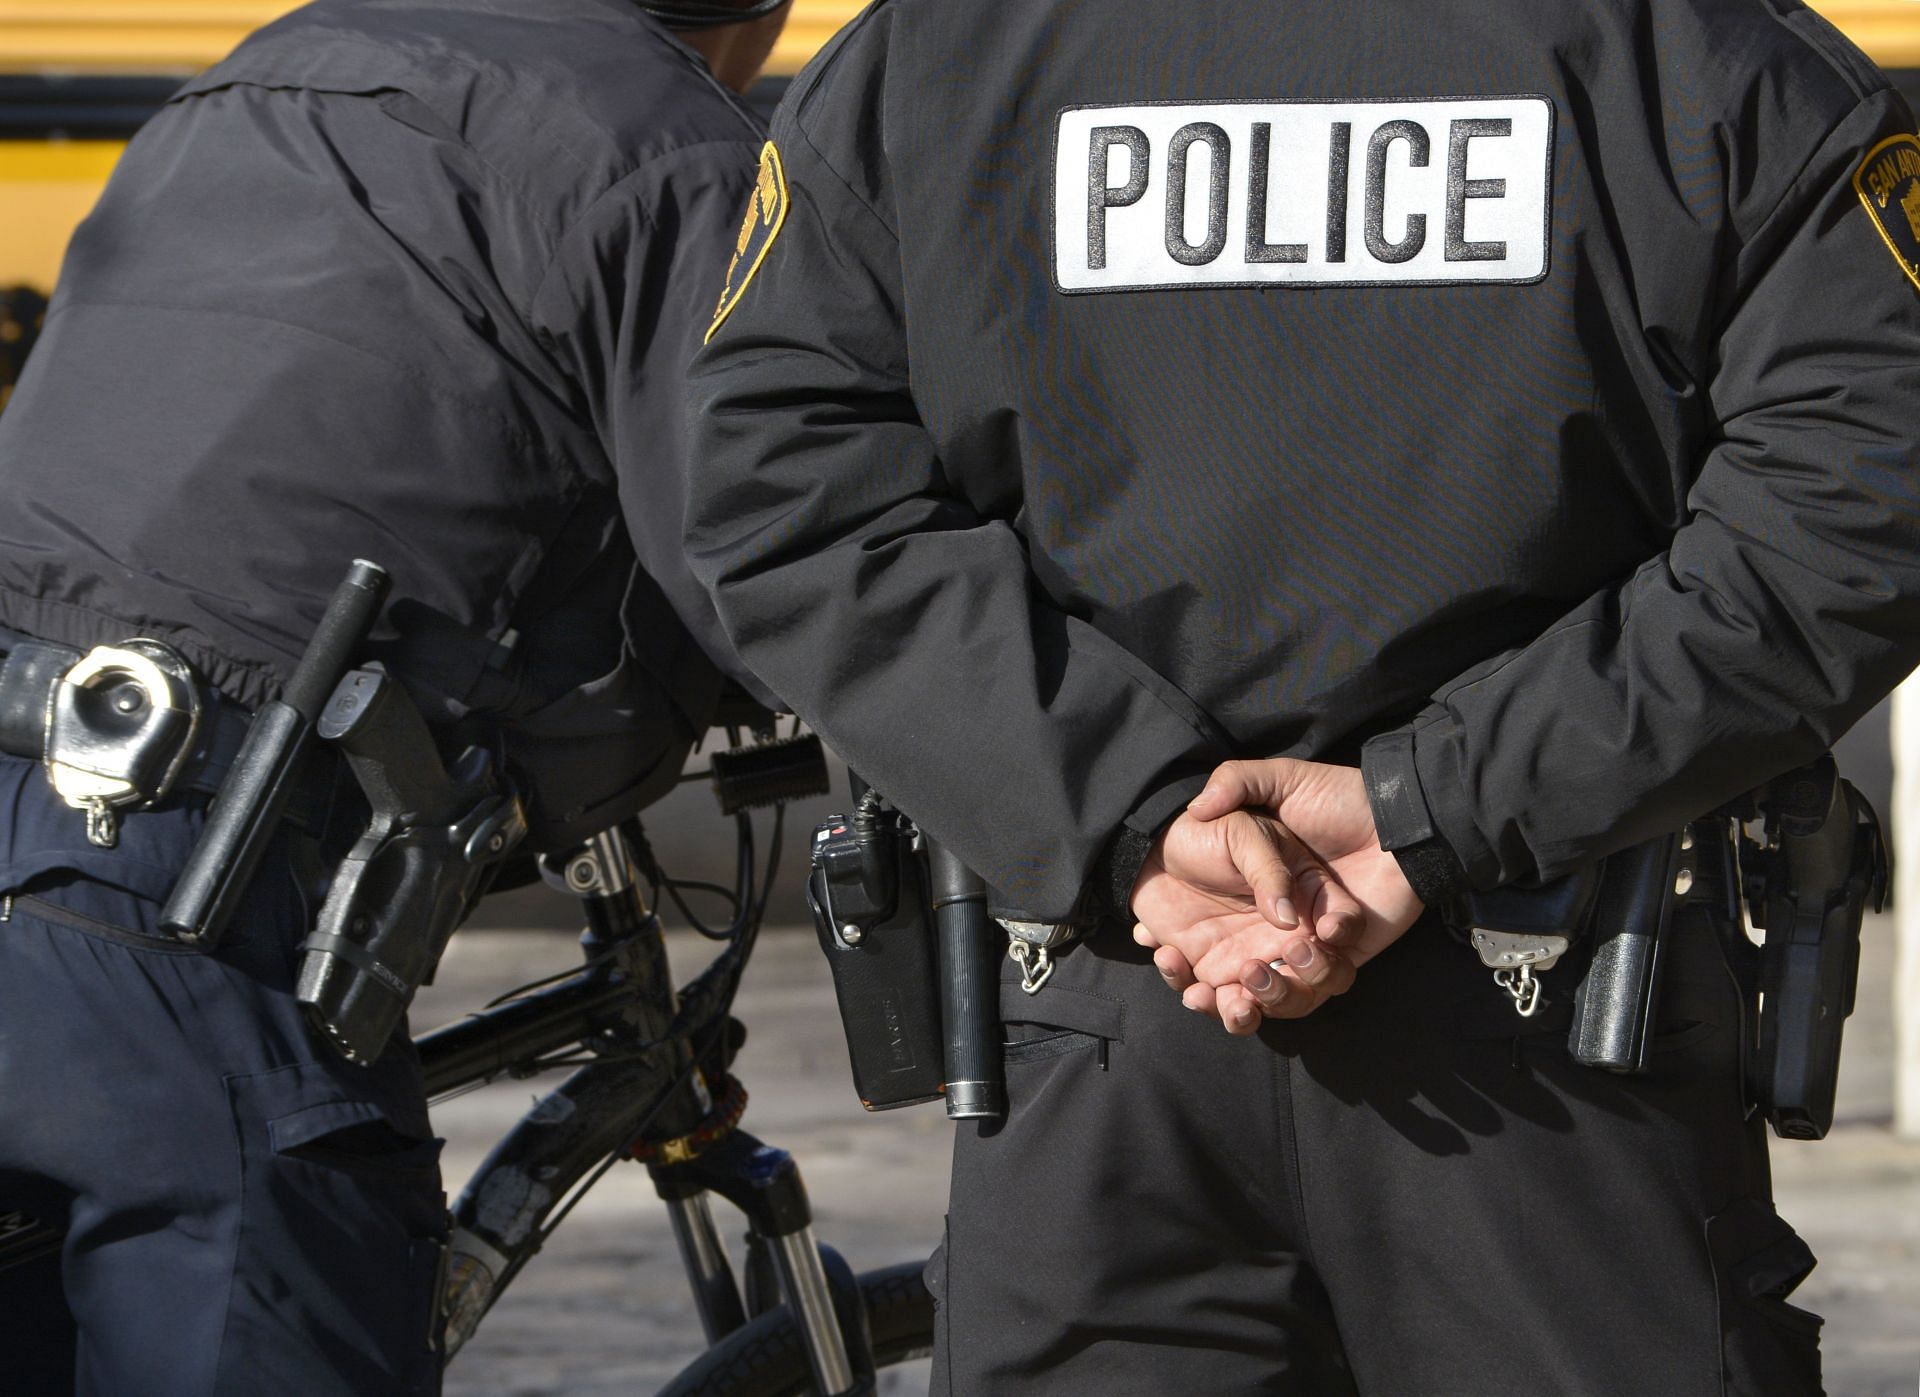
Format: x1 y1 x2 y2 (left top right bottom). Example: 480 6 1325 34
0 0 790 1390
687 0 1920 1391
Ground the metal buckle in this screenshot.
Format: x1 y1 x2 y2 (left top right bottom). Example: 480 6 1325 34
45 640 202 848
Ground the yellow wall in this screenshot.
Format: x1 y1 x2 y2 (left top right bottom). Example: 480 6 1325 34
0 1 864 287
6 0 1920 289
1818 1 1920 68
0 1 867 75
1 143 125 289
0 1 1914 74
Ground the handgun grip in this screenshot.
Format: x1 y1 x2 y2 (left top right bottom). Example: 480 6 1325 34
319 665 463 825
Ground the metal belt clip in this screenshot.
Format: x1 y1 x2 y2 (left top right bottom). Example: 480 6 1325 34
999 918 1081 995
45 640 202 848
1471 928 1569 1019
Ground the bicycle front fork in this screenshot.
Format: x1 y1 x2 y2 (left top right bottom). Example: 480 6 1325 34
654 1131 874 1395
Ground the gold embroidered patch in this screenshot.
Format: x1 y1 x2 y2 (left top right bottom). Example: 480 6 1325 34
1854 133 1920 293
706 141 789 343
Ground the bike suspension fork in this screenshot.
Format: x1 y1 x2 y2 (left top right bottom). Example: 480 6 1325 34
652 1131 870 1394
658 1183 749 1343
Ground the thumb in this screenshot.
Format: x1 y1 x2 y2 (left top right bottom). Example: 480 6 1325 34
1188 758 1306 822
1221 810 1300 929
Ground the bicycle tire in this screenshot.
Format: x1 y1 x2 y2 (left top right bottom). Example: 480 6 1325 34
658 1260 935 1396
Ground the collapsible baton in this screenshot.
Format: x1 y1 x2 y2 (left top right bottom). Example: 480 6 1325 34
925 838 1006 1121
1568 832 1686 1073
160 560 390 947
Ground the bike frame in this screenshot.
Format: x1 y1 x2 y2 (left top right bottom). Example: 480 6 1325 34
421 823 874 1394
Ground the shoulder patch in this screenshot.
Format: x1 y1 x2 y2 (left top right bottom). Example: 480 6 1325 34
1854 134 1920 293
706 141 789 343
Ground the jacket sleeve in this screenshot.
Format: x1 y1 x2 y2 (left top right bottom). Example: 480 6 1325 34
684 60 1225 920
531 140 778 707
1364 86 1920 893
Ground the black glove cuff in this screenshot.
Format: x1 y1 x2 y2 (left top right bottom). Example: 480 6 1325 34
1389 836 1470 910
1091 825 1158 924
1363 729 1471 908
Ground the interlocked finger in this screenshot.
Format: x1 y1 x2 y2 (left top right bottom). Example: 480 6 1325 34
1292 864 1364 947
1238 959 1292 1018
1153 943 1196 991
1213 982 1264 1035
1220 809 1300 928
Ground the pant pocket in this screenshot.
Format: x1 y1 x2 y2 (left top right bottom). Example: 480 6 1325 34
1707 1197 1823 1396
270 1099 444 1177
218 1063 447 1397
999 981 1125 1069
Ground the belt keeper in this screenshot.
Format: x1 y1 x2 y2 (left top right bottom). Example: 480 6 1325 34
0 641 81 759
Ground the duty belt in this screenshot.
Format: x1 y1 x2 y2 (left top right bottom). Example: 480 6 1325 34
0 637 336 846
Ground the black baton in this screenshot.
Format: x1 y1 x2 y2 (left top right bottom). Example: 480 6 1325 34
1568 831 1683 1072
926 839 1006 1120
161 560 390 945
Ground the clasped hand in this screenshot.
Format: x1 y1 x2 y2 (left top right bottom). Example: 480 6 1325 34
1128 760 1425 1034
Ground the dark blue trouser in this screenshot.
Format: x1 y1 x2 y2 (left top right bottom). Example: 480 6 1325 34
0 752 446 1396
931 908 1821 1395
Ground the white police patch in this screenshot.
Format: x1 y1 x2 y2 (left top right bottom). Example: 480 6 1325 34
1053 97 1554 293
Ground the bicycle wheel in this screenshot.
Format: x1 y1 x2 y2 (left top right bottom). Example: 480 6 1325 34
658 1260 935 1396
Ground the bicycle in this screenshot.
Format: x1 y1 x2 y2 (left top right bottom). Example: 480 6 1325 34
0 725 937 1396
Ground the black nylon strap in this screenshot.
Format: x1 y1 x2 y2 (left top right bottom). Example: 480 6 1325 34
1362 729 1471 907
301 931 410 999
0 641 80 759
1391 837 1471 910
1096 825 1157 924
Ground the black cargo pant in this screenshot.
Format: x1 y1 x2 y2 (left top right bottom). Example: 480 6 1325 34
928 909 1821 1395
0 752 446 1396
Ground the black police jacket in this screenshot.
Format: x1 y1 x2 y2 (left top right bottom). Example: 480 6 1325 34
0 0 769 843
688 0 1920 919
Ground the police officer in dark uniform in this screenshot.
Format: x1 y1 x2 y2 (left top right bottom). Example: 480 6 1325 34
686 1 1920 1391
0 0 789 1390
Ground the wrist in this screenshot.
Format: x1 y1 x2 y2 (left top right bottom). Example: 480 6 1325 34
1102 771 1211 922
